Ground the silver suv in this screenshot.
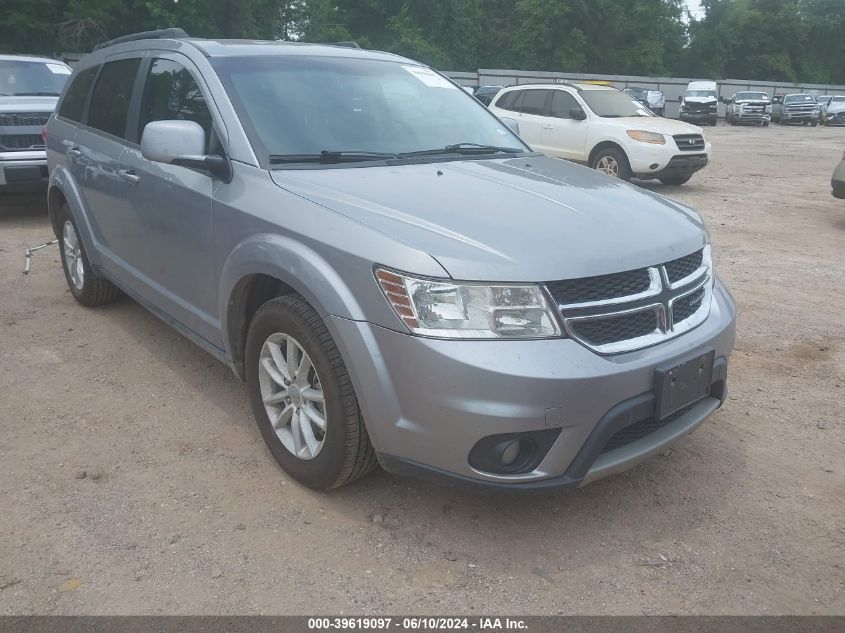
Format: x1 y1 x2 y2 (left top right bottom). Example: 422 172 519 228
1 55 71 190
46 30 736 491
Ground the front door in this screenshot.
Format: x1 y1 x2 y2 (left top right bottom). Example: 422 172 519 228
542 90 589 162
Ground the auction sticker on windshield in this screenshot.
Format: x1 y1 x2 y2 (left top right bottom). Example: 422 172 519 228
46 63 71 74
402 65 456 89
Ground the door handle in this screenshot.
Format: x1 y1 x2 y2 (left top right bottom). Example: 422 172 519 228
67 147 82 159
542 124 554 130
119 169 140 184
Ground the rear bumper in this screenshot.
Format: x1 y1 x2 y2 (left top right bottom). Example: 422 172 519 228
330 278 736 490
0 152 48 187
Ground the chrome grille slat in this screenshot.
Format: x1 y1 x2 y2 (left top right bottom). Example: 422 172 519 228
0 112 50 127
0 134 44 150
546 246 713 354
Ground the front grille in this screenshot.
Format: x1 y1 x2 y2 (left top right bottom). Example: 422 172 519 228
0 112 50 127
548 247 711 354
569 310 658 347
673 134 705 152
672 287 705 324
600 403 696 454
664 249 703 283
0 134 44 150
546 268 651 305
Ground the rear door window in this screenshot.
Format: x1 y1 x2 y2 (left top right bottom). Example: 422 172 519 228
57 66 99 122
87 58 142 139
138 58 213 151
519 90 549 116
494 90 521 112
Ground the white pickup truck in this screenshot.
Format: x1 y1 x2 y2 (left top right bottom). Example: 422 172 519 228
489 82 711 185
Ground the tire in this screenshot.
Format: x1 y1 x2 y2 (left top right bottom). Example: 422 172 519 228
245 295 377 490
58 204 121 307
590 146 632 181
659 176 692 186
811 121 818 127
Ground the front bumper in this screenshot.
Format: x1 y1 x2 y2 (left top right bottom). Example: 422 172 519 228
330 278 736 490
732 111 770 124
782 111 818 122
826 113 845 126
0 150 48 187
679 110 717 123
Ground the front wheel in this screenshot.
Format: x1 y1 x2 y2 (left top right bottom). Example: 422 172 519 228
245 295 377 490
590 147 632 181
659 176 692 186
811 121 818 127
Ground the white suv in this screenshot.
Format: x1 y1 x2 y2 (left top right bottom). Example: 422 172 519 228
489 83 711 185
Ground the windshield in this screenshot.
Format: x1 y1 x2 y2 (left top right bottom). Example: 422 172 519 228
0 59 70 96
833 96 845 103
580 89 652 118
736 92 768 101
784 94 816 103
211 56 528 164
686 90 717 98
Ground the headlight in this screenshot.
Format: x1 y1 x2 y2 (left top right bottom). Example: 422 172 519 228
765 105 772 113
626 130 666 145
375 268 561 339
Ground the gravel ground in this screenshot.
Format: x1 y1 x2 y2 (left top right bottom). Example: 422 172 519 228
0 123 843 616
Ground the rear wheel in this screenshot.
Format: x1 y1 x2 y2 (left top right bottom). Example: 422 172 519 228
58 205 121 307
811 120 818 127
590 147 632 181
245 295 377 490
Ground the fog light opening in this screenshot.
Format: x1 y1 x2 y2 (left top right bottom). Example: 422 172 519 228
649 163 659 170
500 440 521 467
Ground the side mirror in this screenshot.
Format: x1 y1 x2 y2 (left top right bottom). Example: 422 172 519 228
570 106 587 121
499 116 520 136
141 120 231 182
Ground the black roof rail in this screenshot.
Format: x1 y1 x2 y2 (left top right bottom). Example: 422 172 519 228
332 41 361 49
93 28 189 51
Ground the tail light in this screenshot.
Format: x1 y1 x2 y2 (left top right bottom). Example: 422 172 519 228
41 127 47 144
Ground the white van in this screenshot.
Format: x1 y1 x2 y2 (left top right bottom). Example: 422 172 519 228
680 80 718 126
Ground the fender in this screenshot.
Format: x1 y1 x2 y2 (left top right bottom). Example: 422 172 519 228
219 232 372 364
47 166 104 269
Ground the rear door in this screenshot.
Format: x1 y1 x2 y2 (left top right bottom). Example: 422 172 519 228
72 55 144 271
542 90 588 161
515 89 552 152
117 54 219 345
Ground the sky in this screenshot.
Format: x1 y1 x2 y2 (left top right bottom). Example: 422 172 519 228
685 0 705 20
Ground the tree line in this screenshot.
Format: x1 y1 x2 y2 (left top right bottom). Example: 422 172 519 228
1 0 843 84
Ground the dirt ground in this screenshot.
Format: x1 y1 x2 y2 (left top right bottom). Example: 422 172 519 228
0 123 843 616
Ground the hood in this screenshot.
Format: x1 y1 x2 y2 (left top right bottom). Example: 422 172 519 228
599 117 703 136
827 102 845 114
270 156 707 282
0 96 58 113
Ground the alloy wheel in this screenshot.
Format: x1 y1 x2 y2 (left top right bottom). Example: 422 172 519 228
596 156 620 177
257 332 327 460
62 220 84 290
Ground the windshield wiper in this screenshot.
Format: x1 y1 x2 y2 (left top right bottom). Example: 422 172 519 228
399 143 524 158
269 150 398 164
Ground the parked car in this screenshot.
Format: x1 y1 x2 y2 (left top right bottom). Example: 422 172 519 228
46 30 735 491
771 94 820 126
817 95 832 122
0 54 71 191
679 80 718 126
824 96 845 126
725 91 771 126
488 82 711 185
624 87 666 117
833 150 845 199
473 85 503 106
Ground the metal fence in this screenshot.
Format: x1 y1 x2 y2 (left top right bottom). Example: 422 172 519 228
443 69 845 119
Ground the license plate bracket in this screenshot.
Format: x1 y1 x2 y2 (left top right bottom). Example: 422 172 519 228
654 350 715 420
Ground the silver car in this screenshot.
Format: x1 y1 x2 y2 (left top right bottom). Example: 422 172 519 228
46 30 736 491
0 55 71 190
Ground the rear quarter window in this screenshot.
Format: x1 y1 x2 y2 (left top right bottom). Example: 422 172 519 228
58 66 99 122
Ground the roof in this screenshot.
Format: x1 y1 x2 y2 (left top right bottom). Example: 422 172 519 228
186 39 410 63
0 54 66 64
500 82 617 92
